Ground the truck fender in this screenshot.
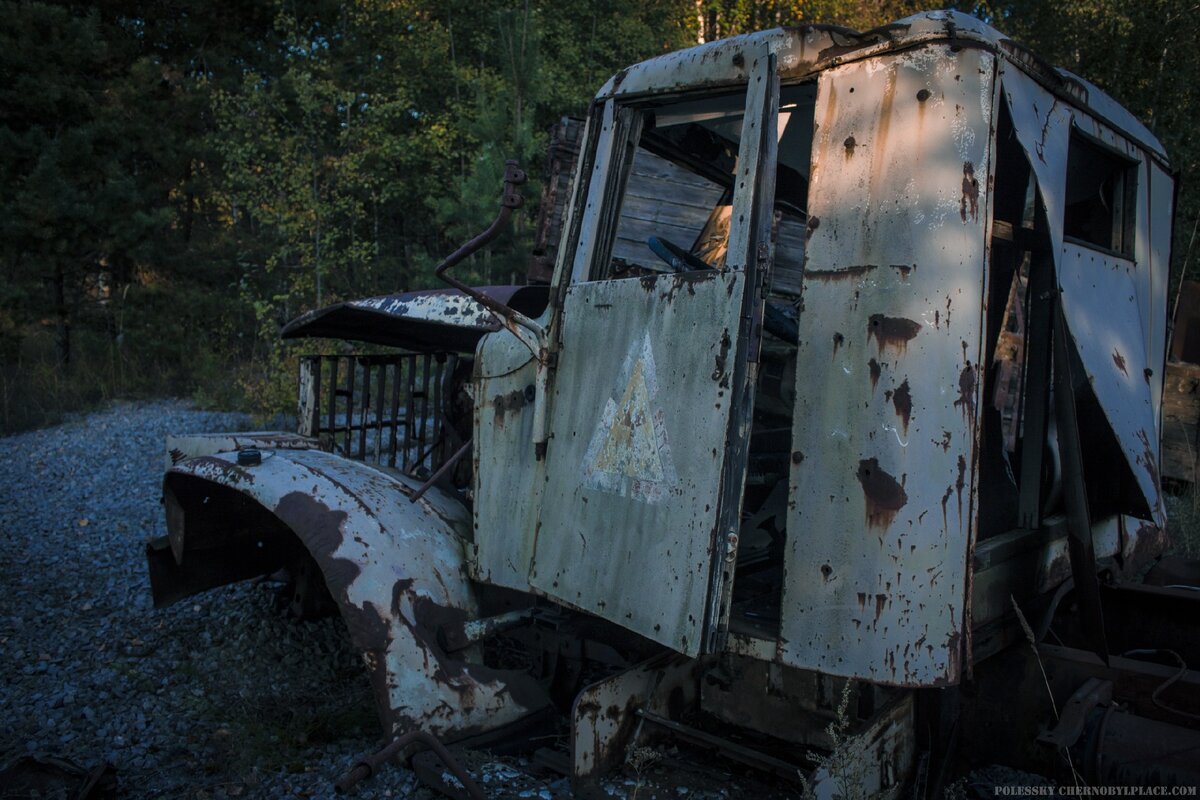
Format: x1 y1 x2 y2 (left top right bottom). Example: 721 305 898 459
160 448 548 740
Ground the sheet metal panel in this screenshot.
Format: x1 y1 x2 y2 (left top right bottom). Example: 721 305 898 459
167 449 545 738
1004 66 1166 524
531 269 745 656
470 330 544 590
781 47 996 686
568 101 621 284
1147 164 1174 429
1057 243 1164 523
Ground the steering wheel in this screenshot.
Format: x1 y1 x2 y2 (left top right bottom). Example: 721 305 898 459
647 236 714 273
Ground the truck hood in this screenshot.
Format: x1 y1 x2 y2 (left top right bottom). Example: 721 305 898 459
281 285 549 352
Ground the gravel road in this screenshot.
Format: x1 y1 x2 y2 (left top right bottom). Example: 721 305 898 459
0 401 429 799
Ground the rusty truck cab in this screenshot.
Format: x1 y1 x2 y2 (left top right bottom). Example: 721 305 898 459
478 8 1171 681
469 10 1180 788
152 10 1193 795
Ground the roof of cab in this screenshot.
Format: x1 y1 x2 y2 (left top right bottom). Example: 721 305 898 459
596 9 1166 162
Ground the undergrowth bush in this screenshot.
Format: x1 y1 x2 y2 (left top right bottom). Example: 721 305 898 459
0 326 252 434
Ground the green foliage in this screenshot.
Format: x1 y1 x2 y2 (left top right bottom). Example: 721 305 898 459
2 0 1198 430
972 0 1200 285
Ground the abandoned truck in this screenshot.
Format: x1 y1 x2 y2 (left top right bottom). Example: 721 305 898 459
147 9 1200 796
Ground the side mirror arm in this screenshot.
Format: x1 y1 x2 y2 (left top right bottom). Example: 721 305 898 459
434 160 551 459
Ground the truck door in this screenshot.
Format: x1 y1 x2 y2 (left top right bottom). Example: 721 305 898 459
530 47 778 656
780 48 997 686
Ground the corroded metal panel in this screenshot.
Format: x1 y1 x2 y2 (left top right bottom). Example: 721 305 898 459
1057 243 1164 523
1146 163 1174 429
164 431 320 470
570 654 698 787
280 285 549 351
532 270 745 656
1003 66 1167 523
781 47 996 685
165 449 547 739
470 329 544 591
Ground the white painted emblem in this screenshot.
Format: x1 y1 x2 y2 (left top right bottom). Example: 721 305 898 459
582 334 678 503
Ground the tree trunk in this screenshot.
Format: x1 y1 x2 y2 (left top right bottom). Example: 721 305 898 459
53 264 70 369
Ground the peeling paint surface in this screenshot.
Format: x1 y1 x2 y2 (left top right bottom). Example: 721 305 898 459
471 329 544 592
1003 65 1167 525
531 270 745 656
168 448 546 740
570 655 697 786
581 333 679 503
165 431 320 470
280 285 548 352
781 46 994 686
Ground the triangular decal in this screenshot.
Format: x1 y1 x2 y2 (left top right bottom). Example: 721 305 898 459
582 333 679 503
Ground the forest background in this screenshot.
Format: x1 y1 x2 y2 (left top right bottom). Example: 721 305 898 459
3 0 1196 432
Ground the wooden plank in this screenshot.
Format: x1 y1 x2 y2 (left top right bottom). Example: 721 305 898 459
617 193 714 230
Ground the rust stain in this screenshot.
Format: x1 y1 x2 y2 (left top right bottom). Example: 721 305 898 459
1044 552 1072 587
832 332 845 357
1134 428 1161 492
891 263 916 280
868 359 882 392
874 594 887 622
400 583 547 711
892 379 912 433
192 456 255 486
806 264 876 282
1128 522 1169 572
941 485 952 534
857 458 908 529
955 454 966 526
869 68 897 202
934 430 951 453
491 386 531 427
711 329 732 388
844 135 857 157
867 314 921 355
959 161 979 223
953 363 976 420
1112 348 1128 376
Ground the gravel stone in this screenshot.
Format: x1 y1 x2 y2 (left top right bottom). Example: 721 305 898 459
0 400 762 800
0 401 422 798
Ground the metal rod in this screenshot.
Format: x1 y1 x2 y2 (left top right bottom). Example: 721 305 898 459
327 356 339 439
635 710 805 779
358 359 370 460
334 730 484 798
343 357 354 457
432 354 445 465
418 353 432 469
433 160 545 356
409 439 471 503
1017 197 1054 528
388 358 402 468
374 360 386 463
1053 299 1109 664
405 354 416 472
